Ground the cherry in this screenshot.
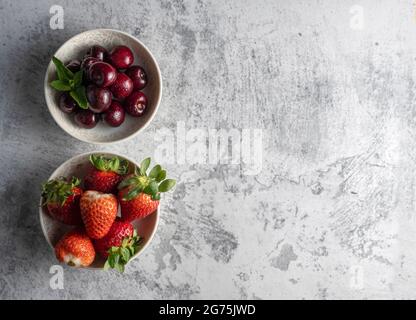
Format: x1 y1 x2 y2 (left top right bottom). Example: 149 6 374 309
86 45 108 61
110 73 133 100
86 85 112 113
124 91 147 117
59 93 78 114
65 60 81 73
88 62 117 88
126 66 147 90
74 110 98 129
109 46 134 69
81 56 99 72
104 101 125 127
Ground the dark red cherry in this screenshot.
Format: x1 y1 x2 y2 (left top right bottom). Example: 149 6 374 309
110 73 133 100
86 85 112 113
124 91 147 117
104 101 125 127
88 62 117 88
74 110 98 129
109 46 134 69
86 45 108 61
59 93 78 114
126 66 147 90
65 60 81 73
81 56 99 72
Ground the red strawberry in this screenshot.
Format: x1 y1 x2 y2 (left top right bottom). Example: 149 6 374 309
41 177 83 225
84 154 129 194
55 228 95 267
118 158 176 222
119 190 159 221
94 219 143 272
94 219 133 257
80 190 118 239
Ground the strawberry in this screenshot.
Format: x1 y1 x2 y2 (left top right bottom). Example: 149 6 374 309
118 158 176 222
84 154 129 194
80 190 118 239
119 191 159 221
54 228 95 267
41 176 83 225
94 219 143 272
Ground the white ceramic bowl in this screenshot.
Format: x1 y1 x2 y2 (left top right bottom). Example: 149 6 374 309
39 151 159 269
44 29 162 144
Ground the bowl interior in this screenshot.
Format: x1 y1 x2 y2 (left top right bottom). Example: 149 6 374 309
39 152 159 269
44 29 161 144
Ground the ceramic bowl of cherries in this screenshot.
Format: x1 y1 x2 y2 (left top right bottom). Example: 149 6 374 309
44 29 162 144
52 44 150 128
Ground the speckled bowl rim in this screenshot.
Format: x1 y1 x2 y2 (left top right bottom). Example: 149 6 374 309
39 151 160 270
43 29 162 145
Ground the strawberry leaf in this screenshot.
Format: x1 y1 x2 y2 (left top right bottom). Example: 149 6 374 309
159 179 176 192
128 246 135 256
71 176 81 187
118 159 129 175
90 154 129 174
108 157 120 172
117 157 176 201
120 247 130 262
110 247 118 254
90 154 107 171
103 234 143 273
156 170 166 182
143 181 158 197
103 260 110 270
41 176 80 206
139 158 151 175
152 193 161 201
112 253 120 266
148 165 161 179
125 187 141 201
118 176 138 190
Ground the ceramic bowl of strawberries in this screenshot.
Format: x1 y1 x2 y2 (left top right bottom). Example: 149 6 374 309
44 29 162 144
39 152 175 272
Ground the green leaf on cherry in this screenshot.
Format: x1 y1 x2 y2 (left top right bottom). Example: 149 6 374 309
70 86 88 109
51 57 88 110
73 70 83 88
50 80 71 91
52 56 74 81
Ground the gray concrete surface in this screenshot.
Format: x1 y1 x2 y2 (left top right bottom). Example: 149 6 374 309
1 0 416 299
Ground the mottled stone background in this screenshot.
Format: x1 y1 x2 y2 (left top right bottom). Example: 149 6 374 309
1 0 416 299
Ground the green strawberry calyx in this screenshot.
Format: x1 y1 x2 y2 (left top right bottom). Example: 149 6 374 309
103 230 143 273
89 154 129 175
117 157 176 201
41 176 80 206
